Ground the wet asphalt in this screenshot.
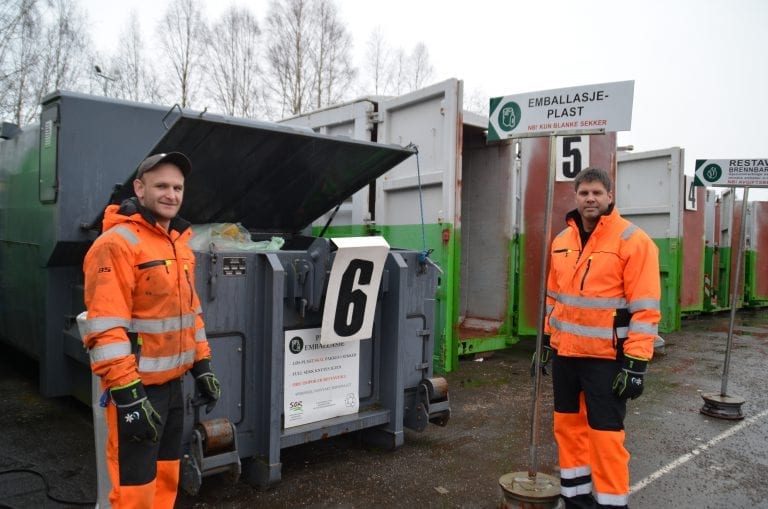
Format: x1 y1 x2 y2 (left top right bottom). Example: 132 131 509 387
1 308 767 508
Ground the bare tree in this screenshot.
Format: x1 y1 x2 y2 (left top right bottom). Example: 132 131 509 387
206 6 261 117
310 0 355 109
408 42 433 92
390 47 407 96
263 0 315 117
0 0 40 124
158 0 207 108
108 11 161 103
31 0 91 107
362 27 391 96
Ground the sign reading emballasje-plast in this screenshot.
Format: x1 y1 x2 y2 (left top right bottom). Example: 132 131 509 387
694 159 768 188
488 80 634 140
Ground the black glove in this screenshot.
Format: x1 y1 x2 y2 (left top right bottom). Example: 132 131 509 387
612 355 648 400
191 358 221 413
530 335 553 377
110 380 162 443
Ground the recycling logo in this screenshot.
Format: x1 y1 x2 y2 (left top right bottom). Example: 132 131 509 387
498 101 521 132
702 163 722 183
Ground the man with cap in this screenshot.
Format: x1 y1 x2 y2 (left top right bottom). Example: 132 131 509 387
82 152 221 508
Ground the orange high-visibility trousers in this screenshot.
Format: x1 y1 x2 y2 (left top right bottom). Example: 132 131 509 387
103 379 184 509
553 356 631 508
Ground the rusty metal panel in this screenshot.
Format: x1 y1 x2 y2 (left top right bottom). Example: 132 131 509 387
682 182 706 312
517 133 617 335
752 202 768 300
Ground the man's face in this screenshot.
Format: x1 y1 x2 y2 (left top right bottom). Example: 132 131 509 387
133 163 185 227
575 180 612 228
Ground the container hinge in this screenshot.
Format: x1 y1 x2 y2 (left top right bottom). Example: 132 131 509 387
414 362 429 370
416 328 430 337
367 111 382 124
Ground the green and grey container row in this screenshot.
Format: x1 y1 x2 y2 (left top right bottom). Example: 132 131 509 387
617 147 708 332
0 91 449 490
282 78 620 373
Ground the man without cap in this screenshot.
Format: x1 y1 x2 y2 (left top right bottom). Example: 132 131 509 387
541 167 661 509
82 153 221 508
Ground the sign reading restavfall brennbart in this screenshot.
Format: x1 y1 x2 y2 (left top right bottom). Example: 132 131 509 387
694 159 768 188
487 80 634 140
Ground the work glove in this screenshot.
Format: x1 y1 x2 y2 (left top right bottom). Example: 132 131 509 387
530 335 553 377
110 380 162 443
612 355 648 400
191 358 221 413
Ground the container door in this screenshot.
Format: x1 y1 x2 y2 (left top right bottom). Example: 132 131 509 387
681 175 706 314
375 78 462 372
454 114 517 357
703 189 722 311
718 190 734 309
745 201 768 306
279 101 376 229
617 148 684 333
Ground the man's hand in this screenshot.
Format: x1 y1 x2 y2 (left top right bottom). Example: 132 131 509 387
612 355 648 400
191 358 221 413
110 380 162 442
530 335 553 377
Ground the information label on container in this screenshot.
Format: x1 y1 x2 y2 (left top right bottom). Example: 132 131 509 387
488 80 634 140
284 328 359 428
321 237 390 344
694 159 768 188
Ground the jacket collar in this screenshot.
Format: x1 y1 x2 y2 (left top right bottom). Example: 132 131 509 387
107 197 191 235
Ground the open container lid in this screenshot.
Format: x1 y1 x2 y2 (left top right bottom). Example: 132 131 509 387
113 111 414 233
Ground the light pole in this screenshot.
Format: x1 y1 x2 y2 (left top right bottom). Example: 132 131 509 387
94 65 115 96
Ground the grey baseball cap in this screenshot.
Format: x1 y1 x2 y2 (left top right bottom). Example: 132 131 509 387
136 152 192 179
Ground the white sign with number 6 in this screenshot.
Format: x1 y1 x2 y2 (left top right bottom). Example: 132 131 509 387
321 237 390 344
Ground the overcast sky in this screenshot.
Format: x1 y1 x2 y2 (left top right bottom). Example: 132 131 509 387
80 0 767 196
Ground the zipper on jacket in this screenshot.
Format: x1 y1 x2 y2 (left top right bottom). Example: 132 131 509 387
580 256 592 291
136 259 170 272
184 264 193 306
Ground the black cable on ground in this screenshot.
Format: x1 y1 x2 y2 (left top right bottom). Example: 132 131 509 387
0 468 95 507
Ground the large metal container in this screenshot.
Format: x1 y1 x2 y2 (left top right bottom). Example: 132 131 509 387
744 200 768 307
281 78 617 371
0 91 447 490
616 147 704 332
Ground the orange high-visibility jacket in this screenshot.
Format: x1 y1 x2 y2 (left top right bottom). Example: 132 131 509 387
545 206 661 361
82 200 211 388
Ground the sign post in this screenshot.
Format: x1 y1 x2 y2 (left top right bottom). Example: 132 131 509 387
695 159 768 420
491 81 634 506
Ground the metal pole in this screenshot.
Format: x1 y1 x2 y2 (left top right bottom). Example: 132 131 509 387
528 133 557 478
720 186 749 396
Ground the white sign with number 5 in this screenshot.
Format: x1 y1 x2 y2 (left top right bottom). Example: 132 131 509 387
556 135 590 182
321 237 390 344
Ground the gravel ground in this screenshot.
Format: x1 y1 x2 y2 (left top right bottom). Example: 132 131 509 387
1 308 767 508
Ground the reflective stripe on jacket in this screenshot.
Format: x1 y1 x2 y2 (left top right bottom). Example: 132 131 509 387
83 201 211 388
545 206 661 361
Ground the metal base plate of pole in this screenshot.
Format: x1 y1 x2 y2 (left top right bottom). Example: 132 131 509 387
700 392 745 420
499 472 560 508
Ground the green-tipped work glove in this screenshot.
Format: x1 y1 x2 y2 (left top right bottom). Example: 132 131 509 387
191 358 221 413
612 355 648 400
530 335 553 377
110 380 162 443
